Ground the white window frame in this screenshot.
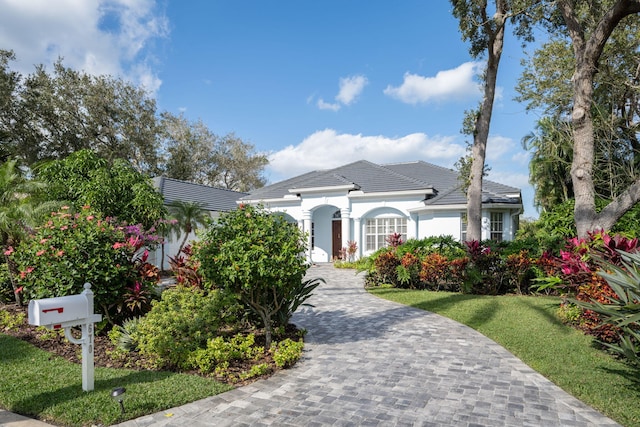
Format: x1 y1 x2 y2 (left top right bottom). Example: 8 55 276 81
365 217 407 251
490 212 504 242
460 212 467 242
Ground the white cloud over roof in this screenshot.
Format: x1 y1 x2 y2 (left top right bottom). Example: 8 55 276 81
267 129 465 181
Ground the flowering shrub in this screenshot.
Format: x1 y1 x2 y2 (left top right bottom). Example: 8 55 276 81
11 206 160 324
536 230 639 343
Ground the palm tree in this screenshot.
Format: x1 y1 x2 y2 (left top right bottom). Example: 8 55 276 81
0 159 55 304
167 200 210 255
521 117 574 212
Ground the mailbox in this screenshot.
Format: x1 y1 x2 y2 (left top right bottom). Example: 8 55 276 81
28 294 91 329
26 283 102 392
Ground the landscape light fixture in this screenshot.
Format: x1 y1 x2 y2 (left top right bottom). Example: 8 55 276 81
111 387 126 414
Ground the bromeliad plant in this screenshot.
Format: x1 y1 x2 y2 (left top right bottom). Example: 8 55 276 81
11 206 161 324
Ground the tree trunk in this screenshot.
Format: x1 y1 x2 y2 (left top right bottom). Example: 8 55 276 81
4 253 21 305
467 12 505 242
560 0 640 237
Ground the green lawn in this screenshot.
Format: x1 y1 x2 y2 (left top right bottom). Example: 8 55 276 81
0 334 232 426
369 287 640 427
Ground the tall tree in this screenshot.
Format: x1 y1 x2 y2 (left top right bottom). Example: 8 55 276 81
556 0 640 236
13 59 161 174
160 113 267 191
211 133 267 192
451 0 538 241
0 50 20 162
517 15 640 215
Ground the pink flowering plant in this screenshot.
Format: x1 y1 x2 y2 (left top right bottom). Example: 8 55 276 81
11 206 161 324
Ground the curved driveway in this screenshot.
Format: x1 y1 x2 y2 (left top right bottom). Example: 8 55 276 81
118 264 619 427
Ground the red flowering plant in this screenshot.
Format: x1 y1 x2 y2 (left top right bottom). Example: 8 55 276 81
168 245 203 289
11 206 161 325
536 230 639 343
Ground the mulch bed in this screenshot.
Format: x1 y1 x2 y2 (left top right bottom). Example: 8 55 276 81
1 303 300 386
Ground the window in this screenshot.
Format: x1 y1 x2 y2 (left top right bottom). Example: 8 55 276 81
365 217 407 251
311 222 315 249
490 212 503 242
460 212 467 242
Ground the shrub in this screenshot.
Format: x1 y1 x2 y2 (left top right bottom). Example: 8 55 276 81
271 338 304 368
195 204 320 349
574 251 640 366
132 287 240 369
11 207 161 323
189 333 264 376
372 249 400 286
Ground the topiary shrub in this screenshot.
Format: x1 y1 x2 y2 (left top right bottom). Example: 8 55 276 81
195 204 321 349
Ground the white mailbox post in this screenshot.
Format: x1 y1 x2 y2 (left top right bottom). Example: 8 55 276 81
28 283 102 392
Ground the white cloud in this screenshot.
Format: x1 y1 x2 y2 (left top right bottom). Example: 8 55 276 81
336 75 368 105
486 135 515 161
317 99 341 111
267 129 465 181
316 74 368 111
384 62 482 104
486 170 531 190
0 0 168 93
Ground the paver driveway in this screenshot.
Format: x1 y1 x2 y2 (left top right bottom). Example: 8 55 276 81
117 264 619 427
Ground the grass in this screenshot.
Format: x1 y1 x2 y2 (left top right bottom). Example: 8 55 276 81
0 334 232 426
369 287 640 427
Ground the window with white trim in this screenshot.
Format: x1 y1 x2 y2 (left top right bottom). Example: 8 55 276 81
490 212 503 242
460 212 467 242
365 217 407 251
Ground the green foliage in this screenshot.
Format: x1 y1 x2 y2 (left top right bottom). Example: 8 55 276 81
574 251 640 366
557 303 582 325
239 363 272 380
189 333 264 375
11 207 160 323
271 338 304 368
107 316 141 352
35 150 166 229
132 287 239 369
195 204 315 349
0 308 25 332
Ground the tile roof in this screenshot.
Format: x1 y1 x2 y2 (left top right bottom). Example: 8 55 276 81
242 160 521 205
154 176 247 212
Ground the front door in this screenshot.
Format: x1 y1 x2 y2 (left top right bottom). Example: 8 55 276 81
332 220 342 260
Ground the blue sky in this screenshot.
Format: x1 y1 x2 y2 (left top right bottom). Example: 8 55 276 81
0 0 544 218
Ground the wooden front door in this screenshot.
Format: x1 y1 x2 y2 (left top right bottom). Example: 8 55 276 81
332 220 342 260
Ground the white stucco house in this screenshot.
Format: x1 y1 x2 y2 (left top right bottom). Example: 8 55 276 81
152 176 247 268
240 160 522 263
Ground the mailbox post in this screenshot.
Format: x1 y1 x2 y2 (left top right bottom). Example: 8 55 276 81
28 283 102 392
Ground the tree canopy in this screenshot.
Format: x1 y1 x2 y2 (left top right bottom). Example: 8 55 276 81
0 50 268 192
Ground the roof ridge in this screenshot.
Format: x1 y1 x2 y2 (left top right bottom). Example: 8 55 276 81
374 162 433 188
158 176 249 195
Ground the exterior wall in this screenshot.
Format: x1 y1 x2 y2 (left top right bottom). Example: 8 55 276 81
256 195 521 263
150 211 221 271
415 211 462 241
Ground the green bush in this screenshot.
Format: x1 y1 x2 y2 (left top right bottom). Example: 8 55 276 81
271 338 304 368
195 204 320 349
189 333 264 375
132 287 240 369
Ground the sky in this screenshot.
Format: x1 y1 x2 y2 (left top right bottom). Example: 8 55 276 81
0 0 546 218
